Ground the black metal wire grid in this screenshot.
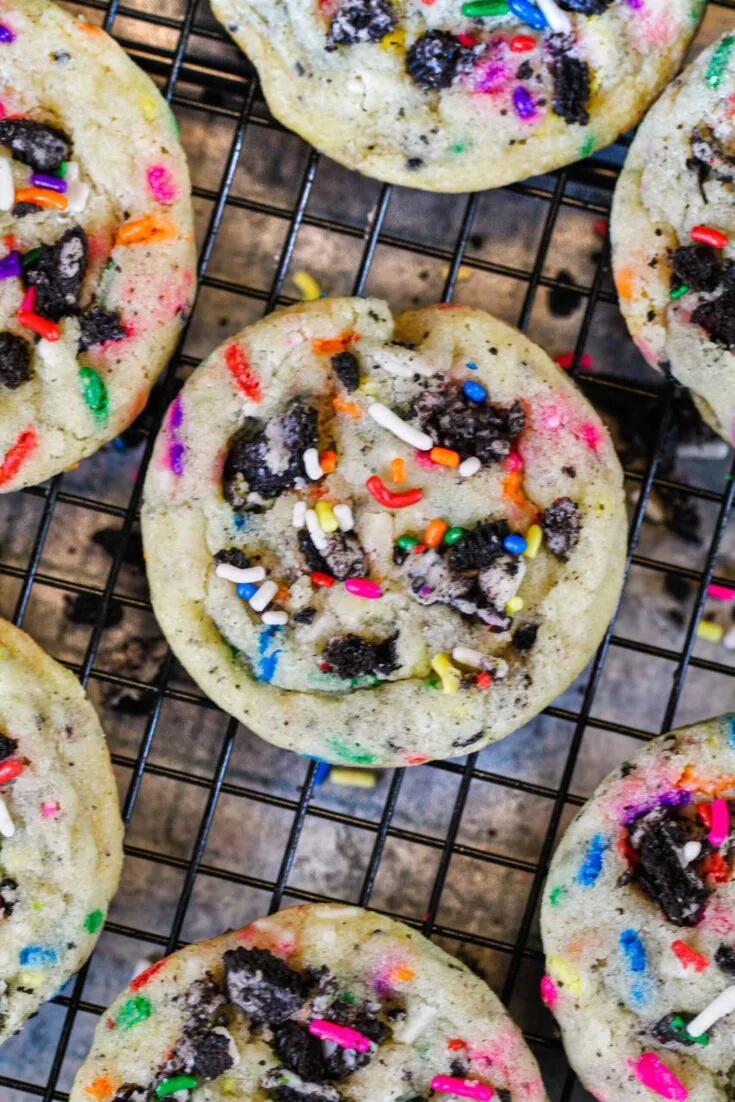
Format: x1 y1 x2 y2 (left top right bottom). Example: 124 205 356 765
1 0 735 1097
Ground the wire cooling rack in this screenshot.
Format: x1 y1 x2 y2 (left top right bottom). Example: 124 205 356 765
3 0 735 1098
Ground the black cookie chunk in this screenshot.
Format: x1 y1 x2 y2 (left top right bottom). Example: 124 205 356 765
112 1088 152 1102
557 0 613 11
223 946 307 1024
692 289 735 348
541 498 581 561
0 333 31 390
671 245 722 293
274 1021 327 1082
223 398 318 507
192 1029 235 1079
327 0 395 47
214 547 250 570
24 226 88 321
78 307 125 351
628 808 709 927
447 520 509 573
331 350 360 391
716 943 735 975
0 118 70 172
299 527 367 581
322 632 398 679
551 54 590 126
262 1068 340 1102
319 996 388 1078
513 622 538 651
406 31 465 91
298 528 330 574
410 385 524 465
0 733 18 761
0 877 19 918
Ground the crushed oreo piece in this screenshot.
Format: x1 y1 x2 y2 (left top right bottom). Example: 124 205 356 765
192 1028 235 1079
557 0 612 11
651 1011 701 1047
0 118 70 172
298 528 330 574
331 350 360 391
513 622 538 651
300 528 367 581
261 1068 340 1102
0 734 18 762
223 398 318 507
0 877 19 918
447 520 509 572
274 1021 327 1081
628 808 709 926
327 0 396 48
79 307 125 351
406 31 465 91
671 245 722 293
322 632 398 679
550 53 590 126
541 498 581 561
224 946 307 1024
292 606 317 625
410 385 524 465
692 289 735 348
0 333 31 390
112 1088 152 1102
214 547 249 571
24 226 87 321
716 944 735 975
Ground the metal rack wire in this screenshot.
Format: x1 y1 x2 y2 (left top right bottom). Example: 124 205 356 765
3 0 735 1098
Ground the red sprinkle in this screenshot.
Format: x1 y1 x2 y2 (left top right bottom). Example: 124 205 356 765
18 308 60 341
447 1038 468 1051
476 671 492 689
691 225 729 249
696 802 712 829
311 571 335 588
0 426 37 486
365 474 423 509
700 852 732 884
225 343 261 402
671 939 710 972
510 34 536 51
457 33 476 45
555 352 593 371
0 759 22 784
130 958 167 990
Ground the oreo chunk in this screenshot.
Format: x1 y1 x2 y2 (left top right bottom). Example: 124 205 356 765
628 808 709 926
0 733 18 761
298 528 330 574
192 1028 235 1079
406 31 465 91
112 1089 152 1102
24 226 88 321
0 333 31 390
274 1020 327 1081
716 943 735 975
223 398 318 506
78 307 125 351
214 547 250 570
410 386 524 465
327 0 396 48
550 54 590 126
261 1068 340 1102
223 946 307 1024
331 350 360 391
321 531 368 581
0 877 19 918
557 0 612 11
322 632 398 679
320 996 388 1078
671 245 722 293
541 498 581 561
447 520 509 573
0 118 70 172
513 622 538 651
292 606 316 625
692 289 735 348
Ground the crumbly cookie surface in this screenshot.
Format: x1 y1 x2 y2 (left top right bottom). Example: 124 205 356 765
210 0 704 192
142 296 625 767
0 617 122 1045
0 0 195 491
70 903 548 1102
542 715 735 1102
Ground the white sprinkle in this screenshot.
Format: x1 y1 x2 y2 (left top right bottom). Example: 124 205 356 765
459 456 481 478
0 796 14 838
262 609 288 626
536 0 571 32
0 158 13 211
65 162 90 215
249 579 278 612
292 501 307 528
685 985 735 1038
305 508 329 551
303 447 323 481
368 402 433 451
452 646 484 669
215 563 266 584
682 840 702 865
393 1001 437 1044
333 504 354 532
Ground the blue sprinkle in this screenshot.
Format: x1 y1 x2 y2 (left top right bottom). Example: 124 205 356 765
726 714 735 748
256 626 282 683
508 0 547 29
463 379 487 403
620 928 647 973
20 945 58 967
503 534 528 555
314 761 331 785
236 582 257 601
466 361 479 371
233 512 246 530
576 832 609 886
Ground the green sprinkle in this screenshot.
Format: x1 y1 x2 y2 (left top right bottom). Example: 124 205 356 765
670 283 689 300
21 247 42 268
115 995 153 1031
443 526 465 545
579 134 595 159
79 366 109 422
549 885 566 907
340 991 356 1004
669 1015 709 1046
450 140 468 154
58 161 68 178
349 673 381 689
396 534 419 551
156 1076 198 1099
84 909 104 934
326 737 376 765
461 0 509 15
425 673 441 689
706 35 735 90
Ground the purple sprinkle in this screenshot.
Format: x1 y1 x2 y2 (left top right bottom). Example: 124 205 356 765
621 788 690 825
0 24 15 43
0 252 21 280
168 395 184 430
419 585 432 597
625 0 642 7
512 86 536 121
30 171 66 193
168 441 185 477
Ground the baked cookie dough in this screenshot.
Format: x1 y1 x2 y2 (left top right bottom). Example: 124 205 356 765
210 0 704 193
141 296 626 768
0 0 195 492
612 31 735 444
70 902 549 1102
541 715 735 1102
0 618 123 1045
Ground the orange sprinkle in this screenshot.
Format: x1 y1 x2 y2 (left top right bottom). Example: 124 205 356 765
447 1038 467 1051
332 395 362 418
425 518 448 548
614 266 635 302
390 457 406 484
14 187 67 211
676 765 735 795
276 586 290 602
312 332 360 356
115 213 176 247
320 449 337 473
502 469 526 509
393 964 415 982
84 1076 116 1100
430 446 460 469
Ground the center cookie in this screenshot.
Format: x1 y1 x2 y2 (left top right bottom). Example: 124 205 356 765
142 297 625 767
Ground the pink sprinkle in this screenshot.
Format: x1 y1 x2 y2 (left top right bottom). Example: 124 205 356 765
41 801 60 818
309 1019 371 1052
708 583 735 602
414 449 437 469
540 974 558 1008
577 421 604 451
146 164 176 204
555 352 593 371
344 578 382 599
630 1054 687 1100
503 451 523 472
430 1077 493 1100
708 798 730 848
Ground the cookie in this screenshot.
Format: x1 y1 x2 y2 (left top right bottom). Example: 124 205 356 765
540 715 735 1102
611 32 735 444
209 0 704 193
0 618 123 1044
0 0 195 492
141 296 626 768
70 902 548 1102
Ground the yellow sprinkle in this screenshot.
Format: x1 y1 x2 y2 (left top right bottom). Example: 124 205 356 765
19 971 45 988
219 1077 240 1095
547 955 582 996
440 263 473 282
292 270 321 302
315 501 339 534
138 94 158 121
380 27 405 50
506 596 524 615
524 524 543 559
697 620 724 644
330 768 378 788
431 653 461 695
